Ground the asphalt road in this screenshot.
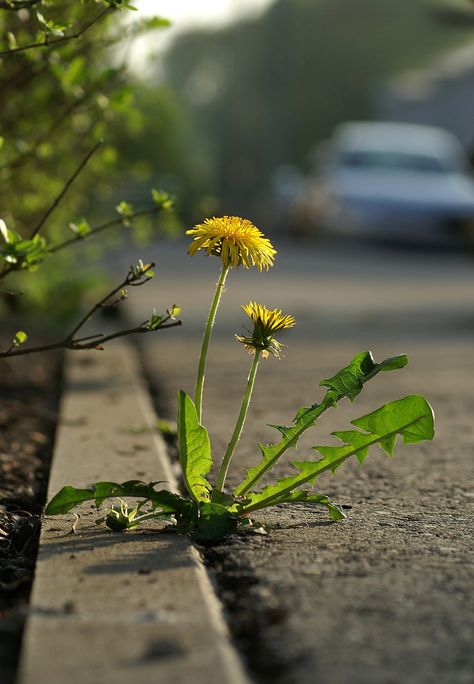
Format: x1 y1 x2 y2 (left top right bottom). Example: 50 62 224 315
116 237 473 684
113 235 474 343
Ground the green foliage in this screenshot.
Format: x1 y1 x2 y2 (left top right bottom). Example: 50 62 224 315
13 330 28 346
0 0 182 321
36 11 69 37
130 258 153 279
236 395 434 517
146 310 162 331
47 352 434 541
68 218 91 238
177 391 213 503
32 2 439 542
45 481 185 515
235 351 408 497
151 189 174 211
116 200 133 218
0 219 49 270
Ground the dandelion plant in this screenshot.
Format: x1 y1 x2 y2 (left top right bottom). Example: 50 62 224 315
46 217 435 541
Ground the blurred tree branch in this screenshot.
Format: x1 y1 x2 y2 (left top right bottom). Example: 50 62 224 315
0 6 111 57
48 206 171 255
1 262 182 358
31 141 102 239
0 1 42 9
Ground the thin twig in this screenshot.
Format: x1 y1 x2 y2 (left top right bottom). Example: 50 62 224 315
0 204 164 281
0 7 112 57
1 264 182 358
49 207 162 254
0 321 181 357
65 263 141 341
30 140 102 239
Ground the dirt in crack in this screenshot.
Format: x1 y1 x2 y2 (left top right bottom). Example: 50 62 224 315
138 342 299 683
199 536 311 683
0 351 63 684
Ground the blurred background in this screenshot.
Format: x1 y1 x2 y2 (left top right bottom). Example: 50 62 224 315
2 0 474 343
133 0 474 238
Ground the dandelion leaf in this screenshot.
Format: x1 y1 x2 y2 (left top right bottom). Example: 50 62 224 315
194 503 238 541
238 395 434 514
234 403 322 496
45 480 186 515
177 390 212 502
320 351 408 401
238 484 345 521
235 351 409 496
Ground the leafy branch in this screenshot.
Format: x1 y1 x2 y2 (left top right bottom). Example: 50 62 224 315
0 140 102 280
31 140 103 239
1 260 182 358
0 88 97 173
0 125 173 280
0 6 112 57
49 199 173 255
0 195 174 281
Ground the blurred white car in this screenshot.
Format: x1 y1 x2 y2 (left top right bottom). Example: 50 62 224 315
314 122 474 245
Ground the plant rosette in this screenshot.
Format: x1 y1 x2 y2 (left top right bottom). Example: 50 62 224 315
46 217 435 541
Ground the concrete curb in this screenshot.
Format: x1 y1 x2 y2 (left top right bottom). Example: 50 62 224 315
17 344 250 684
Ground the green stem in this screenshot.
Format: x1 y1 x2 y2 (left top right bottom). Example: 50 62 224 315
216 350 261 491
195 263 229 423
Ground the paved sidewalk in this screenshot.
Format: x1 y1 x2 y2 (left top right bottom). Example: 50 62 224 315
133 240 474 684
18 345 249 684
142 336 474 684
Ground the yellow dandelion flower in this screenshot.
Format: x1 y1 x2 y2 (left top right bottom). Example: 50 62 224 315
236 302 296 358
186 216 276 271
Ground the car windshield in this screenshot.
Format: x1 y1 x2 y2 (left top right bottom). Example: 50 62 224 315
338 150 451 174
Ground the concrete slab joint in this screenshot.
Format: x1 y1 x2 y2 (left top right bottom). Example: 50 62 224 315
17 343 249 684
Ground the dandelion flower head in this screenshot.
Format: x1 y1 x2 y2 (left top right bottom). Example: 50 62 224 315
186 216 276 271
237 301 295 358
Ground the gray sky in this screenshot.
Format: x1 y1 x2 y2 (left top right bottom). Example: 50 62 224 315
130 0 276 73
139 0 276 30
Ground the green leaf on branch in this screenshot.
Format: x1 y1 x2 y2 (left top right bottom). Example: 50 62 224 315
36 12 70 37
69 219 91 238
235 351 409 496
0 219 16 244
151 189 174 211
116 201 134 226
177 391 212 502
130 259 154 279
146 309 163 330
0 220 48 270
13 331 28 347
238 395 434 515
116 201 133 216
7 32 16 50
